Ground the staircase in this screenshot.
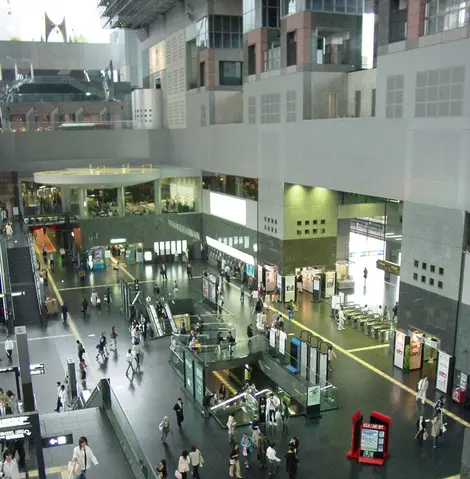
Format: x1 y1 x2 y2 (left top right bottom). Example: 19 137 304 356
6 247 41 325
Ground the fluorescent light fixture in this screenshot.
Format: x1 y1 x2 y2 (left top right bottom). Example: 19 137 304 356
86 92 91 96
209 192 247 226
206 236 255 266
110 238 126 244
144 251 153 261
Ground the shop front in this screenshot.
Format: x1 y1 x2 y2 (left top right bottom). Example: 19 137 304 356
295 266 336 301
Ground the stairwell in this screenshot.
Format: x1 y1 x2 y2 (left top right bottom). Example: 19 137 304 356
7 247 41 325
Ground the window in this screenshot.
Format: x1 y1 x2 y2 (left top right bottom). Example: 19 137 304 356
425 0 470 35
321 228 326 234
354 90 361 117
430 265 435 273
313 229 318 234
429 278 435 286
305 229 310 235
313 220 318 225
306 0 363 13
286 90 296 123
421 275 426 283
286 31 297 66
219 61 243 86
196 17 208 49
248 45 256 75
439 267 444 275
413 273 418 280
386 74 404 118
211 15 243 49
244 0 256 33
200 62 205 87
422 262 427 270
248 96 256 124
261 93 281 123
371 88 376 117
264 45 281 71
414 260 419 267
297 220 302 225
438 281 443 289
415 66 465 118
297 230 302 236
305 220 310 225
201 104 207 127
282 0 297 16
262 0 280 28
321 219 326 224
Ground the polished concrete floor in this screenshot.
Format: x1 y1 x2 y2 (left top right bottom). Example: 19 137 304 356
15 256 468 478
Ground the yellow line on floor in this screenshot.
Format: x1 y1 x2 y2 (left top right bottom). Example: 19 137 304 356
110 257 136 282
222 279 470 428
347 344 390 353
212 370 237 395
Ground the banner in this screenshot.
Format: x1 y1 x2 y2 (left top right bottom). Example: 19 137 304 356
307 385 321 406
394 331 406 369
436 350 451 393
269 328 276 348
279 331 287 355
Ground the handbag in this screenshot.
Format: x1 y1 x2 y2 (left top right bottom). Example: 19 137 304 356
423 431 428 440
175 471 182 479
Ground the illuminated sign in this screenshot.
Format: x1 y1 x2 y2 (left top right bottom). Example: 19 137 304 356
0 416 30 429
209 192 247 226
110 238 127 244
41 434 73 448
0 415 33 440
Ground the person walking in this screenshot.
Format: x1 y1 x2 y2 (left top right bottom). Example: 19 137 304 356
189 445 203 479
105 288 111 309
337 306 345 331
161 263 167 281
267 393 279 425
415 415 428 445
327 345 337 371
363 267 368 281
177 450 190 479
156 459 167 479
77 340 85 361
434 395 445 423
227 413 237 443
431 414 441 449
257 431 267 469
72 436 99 478
5 223 13 240
392 302 398 320
159 416 171 445
54 381 62 412
132 342 141 371
110 326 118 351
186 263 193 280
289 437 299 454
227 331 235 357
0 450 20 479
58 384 67 412
95 335 107 362
240 433 254 469
59 247 66 265
79 358 87 382
266 442 281 478
49 252 55 272
79 268 86 286
125 348 135 377
61 302 68 322
240 284 245 303
173 398 184 428
280 400 289 430
285 444 299 479
416 376 429 405
81 297 88 318
229 444 242 479
219 383 226 401
5 336 13 364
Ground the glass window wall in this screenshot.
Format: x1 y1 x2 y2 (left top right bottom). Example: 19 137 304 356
196 17 209 49
262 0 280 28
21 182 62 215
202 173 258 201
244 0 256 32
161 177 198 214
210 15 243 49
86 188 119 217
124 182 156 216
425 0 470 35
219 61 243 86
305 0 363 14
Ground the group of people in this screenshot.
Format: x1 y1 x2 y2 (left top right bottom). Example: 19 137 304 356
415 394 447 448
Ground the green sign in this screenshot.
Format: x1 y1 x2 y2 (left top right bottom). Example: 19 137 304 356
194 362 204 406
376 259 400 275
185 356 194 397
307 385 320 407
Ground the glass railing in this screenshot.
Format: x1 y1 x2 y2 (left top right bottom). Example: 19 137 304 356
0 120 159 132
24 231 43 313
5 93 105 102
103 379 158 479
0 235 14 327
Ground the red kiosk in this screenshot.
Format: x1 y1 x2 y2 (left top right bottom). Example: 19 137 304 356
346 410 391 466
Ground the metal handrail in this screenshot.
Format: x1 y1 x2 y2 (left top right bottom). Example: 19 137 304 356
0 235 14 327
24 231 42 313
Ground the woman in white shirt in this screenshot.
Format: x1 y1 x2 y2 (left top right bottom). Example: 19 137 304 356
0 451 20 479
72 436 99 478
188 445 203 479
177 450 190 479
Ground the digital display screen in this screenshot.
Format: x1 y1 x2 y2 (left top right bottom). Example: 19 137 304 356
361 429 379 452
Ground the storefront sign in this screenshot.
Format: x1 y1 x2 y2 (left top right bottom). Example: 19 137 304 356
394 331 406 369
194 362 204 407
307 385 321 406
436 351 451 393
110 238 127 244
284 275 295 303
279 331 287 355
376 260 400 275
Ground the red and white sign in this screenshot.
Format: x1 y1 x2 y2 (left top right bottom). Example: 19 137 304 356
436 350 451 393
394 331 406 369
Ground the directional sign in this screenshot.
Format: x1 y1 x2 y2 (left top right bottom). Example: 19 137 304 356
0 428 32 440
41 433 73 448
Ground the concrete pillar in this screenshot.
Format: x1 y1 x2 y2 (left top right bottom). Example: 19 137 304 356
461 427 470 478
377 0 392 46
154 179 161 214
398 202 466 356
51 107 60 130
61 187 71 213
25 108 35 131
407 0 427 39
336 219 350 261
99 105 109 122
78 188 87 217
15 326 35 412
75 106 84 123
117 187 125 216
281 12 313 67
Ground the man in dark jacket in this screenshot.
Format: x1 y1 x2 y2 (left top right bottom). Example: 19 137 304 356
285 444 299 478
173 398 184 428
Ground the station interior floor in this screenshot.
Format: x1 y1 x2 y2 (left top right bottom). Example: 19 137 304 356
5 242 467 478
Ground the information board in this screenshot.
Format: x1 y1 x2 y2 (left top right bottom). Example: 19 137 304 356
194 362 204 406
436 350 451 393
359 422 386 464
309 347 318 383
269 328 276 348
185 356 194 397
279 331 287 355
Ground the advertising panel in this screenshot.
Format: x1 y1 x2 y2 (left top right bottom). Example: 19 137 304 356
300 341 308 380
279 331 287 355
284 275 296 303
436 350 451 393
185 356 194 397
319 352 328 387
307 385 321 406
194 362 204 406
209 192 247 226
309 347 318 384
269 328 276 348
394 331 406 369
